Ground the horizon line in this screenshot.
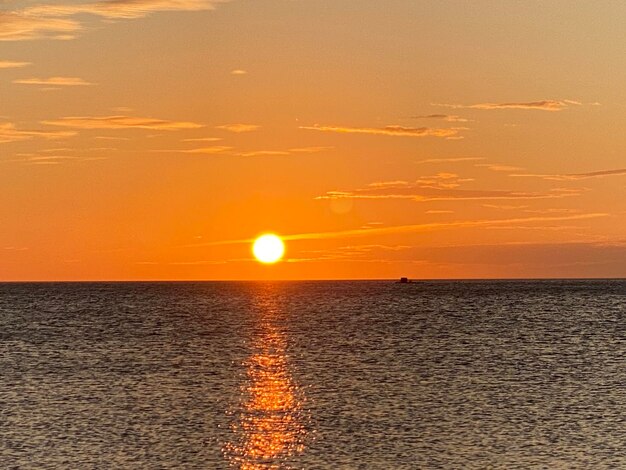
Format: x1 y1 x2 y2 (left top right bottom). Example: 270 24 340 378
0 277 624 283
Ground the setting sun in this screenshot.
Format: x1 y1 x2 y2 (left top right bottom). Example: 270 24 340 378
252 234 285 264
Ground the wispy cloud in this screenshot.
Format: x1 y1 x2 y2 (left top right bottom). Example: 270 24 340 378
95 136 131 141
0 0 230 41
236 147 332 157
289 213 602 243
216 123 260 133
15 155 78 165
288 146 334 153
475 163 524 172
182 146 233 154
42 115 202 130
230 69 247 75
185 213 608 247
0 122 76 143
286 244 412 263
417 157 484 164
412 114 469 123
236 150 291 157
0 12 81 41
316 179 584 202
300 124 461 138
512 168 626 181
434 99 582 111
482 204 529 210
13 76 93 86
172 145 331 157
23 0 230 20
372 173 474 190
182 137 222 142
0 60 31 68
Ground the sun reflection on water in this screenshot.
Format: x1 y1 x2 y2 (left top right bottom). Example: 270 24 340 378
224 287 307 469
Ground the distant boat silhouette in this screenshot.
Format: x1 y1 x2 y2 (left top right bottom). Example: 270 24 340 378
398 277 410 284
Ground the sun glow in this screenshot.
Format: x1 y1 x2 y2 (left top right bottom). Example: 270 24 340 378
252 234 285 264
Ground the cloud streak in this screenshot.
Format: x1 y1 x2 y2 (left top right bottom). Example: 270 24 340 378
13 76 93 86
417 157 484 164
300 124 461 138
186 213 608 247
475 163 524 172
23 0 230 20
216 123 260 133
434 100 582 111
0 12 80 41
183 146 233 154
315 177 583 202
169 145 331 157
0 122 76 143
42 115 203 130
0 0 230 41
512 168 626 181
0 60 31 68
411 114 469 123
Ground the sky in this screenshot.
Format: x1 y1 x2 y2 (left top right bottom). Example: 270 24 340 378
1 0 625 280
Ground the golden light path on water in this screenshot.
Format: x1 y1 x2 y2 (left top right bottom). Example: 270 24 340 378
224 286 307 469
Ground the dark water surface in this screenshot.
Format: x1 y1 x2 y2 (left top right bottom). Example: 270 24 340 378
1 280 624 468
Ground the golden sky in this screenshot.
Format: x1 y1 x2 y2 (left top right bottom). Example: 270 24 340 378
1 0 625 280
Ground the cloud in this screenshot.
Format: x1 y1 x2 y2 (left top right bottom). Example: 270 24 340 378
42 115 202 130
482 204 529 210
287 244 412 263
290 240 626 276
522 208 578 215
216 123 260 132
17 155 79 165
237 147 333 157
0 12 81 41
300 124 460 138
0 60 31 68
13 76 93 86
186 213 608 247
0 122 76 143
182 137 222 142
365 173 473 190
434 100 582 111
182 146 233 154
94 136 131 141
236 147 332 157
417 157 484 164
315 180 584 202
475 163 524 172
161 145 331 157
512 168 626 181
1 0 230 41
288 146 333 153
236 150 290 157
230 69 247 75
22 0 230 20
412 114 469 123
408 240 626 273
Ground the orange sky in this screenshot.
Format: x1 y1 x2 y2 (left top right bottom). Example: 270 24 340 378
1 0 625 280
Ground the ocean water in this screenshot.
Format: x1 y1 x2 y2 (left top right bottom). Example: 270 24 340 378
0 280 624 469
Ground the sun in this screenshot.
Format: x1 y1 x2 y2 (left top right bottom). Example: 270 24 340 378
252 234 285 264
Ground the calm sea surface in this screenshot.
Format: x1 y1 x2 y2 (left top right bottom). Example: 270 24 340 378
0 280 624 469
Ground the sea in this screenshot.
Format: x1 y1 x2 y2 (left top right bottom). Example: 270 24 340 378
0 280 624 469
